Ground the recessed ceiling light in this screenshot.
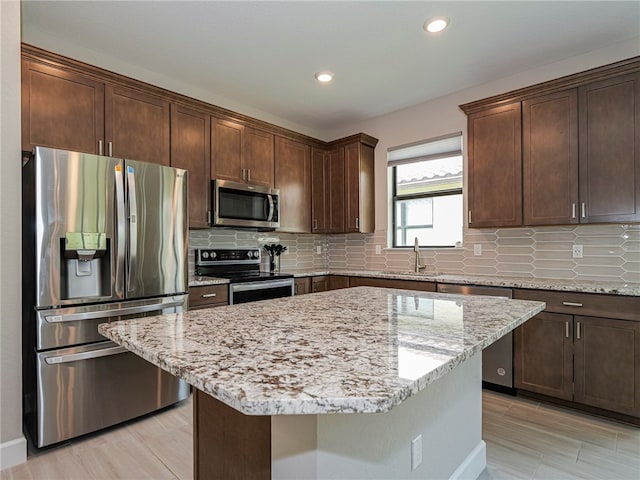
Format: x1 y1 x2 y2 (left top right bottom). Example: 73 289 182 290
423 16 449 33
315 71 334 83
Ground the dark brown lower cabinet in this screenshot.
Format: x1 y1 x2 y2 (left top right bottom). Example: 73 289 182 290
348 276 437 292
294 277 311 295
514 312 573 400
574 316 640 417
515 308 640 419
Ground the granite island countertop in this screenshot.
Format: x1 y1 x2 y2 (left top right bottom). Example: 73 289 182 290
99 287 544 416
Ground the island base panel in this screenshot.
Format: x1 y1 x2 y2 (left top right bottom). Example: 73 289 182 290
193 390 271 479
195 354 486 479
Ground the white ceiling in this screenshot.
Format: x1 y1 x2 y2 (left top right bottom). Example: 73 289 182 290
21 1 640 139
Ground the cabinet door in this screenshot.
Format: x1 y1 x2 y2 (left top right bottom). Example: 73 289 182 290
311 148 327 233
328 147 345 233
275 137 311 233
311 276 328 293
211 118 244 183
294 278 311 296
514 312 573 400
345 142 374 233
523 90 579 225
244 127 275 187
22 60 104 154
105 85 170 165
467 102 522 227
171 104 211 228
578 72 640 223
574 316 640 417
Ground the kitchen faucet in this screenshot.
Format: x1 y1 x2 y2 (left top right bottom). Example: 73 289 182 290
414 237 426 273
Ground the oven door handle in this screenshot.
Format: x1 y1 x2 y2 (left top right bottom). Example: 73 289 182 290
230 279 294 293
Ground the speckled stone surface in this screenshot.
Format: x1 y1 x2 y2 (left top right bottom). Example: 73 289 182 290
189 276 229 286
188 270 639 295
99 287 544 416
287 270 639 296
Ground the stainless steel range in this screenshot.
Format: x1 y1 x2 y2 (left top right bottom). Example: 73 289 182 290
195 248 294 304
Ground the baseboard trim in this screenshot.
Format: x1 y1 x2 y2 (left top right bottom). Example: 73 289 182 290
449 440 487 480
0 435 27 471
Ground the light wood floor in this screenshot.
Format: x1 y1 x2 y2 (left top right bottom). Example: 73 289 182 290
2 391 638 479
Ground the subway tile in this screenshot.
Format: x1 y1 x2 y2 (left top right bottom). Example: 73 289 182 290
574 225 624 236
533 231 576 242
532 268 576 280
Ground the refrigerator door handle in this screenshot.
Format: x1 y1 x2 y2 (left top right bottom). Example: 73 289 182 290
44 345 128 365
43 299 185 323
126 165 138 293
114 164 126 298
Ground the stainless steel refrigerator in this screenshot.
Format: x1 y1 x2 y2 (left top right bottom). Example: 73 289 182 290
22 147 190 448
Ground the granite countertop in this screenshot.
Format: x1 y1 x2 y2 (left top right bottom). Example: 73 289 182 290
188 269 639 296
99 287 544 416
189 275 229 287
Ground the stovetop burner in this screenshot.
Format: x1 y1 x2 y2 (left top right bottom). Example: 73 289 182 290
195 248 293 283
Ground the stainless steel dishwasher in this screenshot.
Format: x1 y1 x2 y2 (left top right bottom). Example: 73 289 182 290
437 283 514 391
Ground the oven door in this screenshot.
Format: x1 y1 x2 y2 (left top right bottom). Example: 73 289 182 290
229 279 294 305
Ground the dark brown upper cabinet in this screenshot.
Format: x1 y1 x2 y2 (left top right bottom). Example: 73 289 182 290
275 136 311 233
105 85 171 165
170 104 211 228
344 141 375 233
578 72 640 223
463 57 640 228
211 118 275 187
523 89 579 225
467 102 523 228
311 147 328 233
311 146 346 233
21 59 105 155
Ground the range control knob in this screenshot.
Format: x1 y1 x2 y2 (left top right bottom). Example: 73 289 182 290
210 251 217 259
246 251 255 259
202 251 209 259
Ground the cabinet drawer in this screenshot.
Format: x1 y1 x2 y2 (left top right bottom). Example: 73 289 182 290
189 284 229 309
513 289 639 321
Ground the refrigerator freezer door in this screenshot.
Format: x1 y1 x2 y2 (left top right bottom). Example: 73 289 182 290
35 341 190 447
124 159 188 299
29 147 124 307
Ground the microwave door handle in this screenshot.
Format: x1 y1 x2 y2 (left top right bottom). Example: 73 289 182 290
266 194 274 222
126 166 138 293
114 164 126 298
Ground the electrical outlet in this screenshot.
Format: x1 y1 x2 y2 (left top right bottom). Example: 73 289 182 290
375 244 382 255
473 244 482 256
572 244 583 258
316 246 322 255
411 435 422 471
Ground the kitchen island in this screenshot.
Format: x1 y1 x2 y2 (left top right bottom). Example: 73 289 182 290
99 287 544 479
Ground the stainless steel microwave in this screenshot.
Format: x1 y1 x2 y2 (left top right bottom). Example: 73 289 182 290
211 179 280 229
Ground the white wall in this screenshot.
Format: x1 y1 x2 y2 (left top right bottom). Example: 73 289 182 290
0 0 26 470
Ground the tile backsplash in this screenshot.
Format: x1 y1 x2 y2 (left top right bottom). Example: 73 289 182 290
328 224 640 283
189 224 639 283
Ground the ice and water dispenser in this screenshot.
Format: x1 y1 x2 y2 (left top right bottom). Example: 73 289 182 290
61 232 111 299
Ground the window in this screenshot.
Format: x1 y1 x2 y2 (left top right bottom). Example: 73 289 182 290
389 133 463 248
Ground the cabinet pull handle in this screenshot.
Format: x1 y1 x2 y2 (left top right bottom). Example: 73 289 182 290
565 321 570 338
576 321 581 340
99 140 103 156
247 169 251 182
468 210 472 224
355 217 359 229
562 301 583 307
207 211 211 224
571 203 576 219
201 293 217 298
581 203 586 218
242 168 246 181
313 219 318 230
108 142 113 157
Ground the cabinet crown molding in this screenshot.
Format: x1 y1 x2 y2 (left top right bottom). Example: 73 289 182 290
459 56 640 114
